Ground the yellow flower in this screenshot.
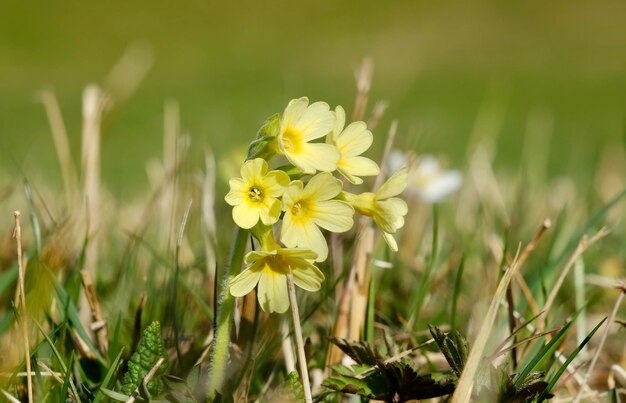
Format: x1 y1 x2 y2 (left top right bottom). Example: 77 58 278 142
277 97 340 174
345 168 408 251
328 105 380 184
224 158 290 229
281 172 354 262
229 247 324 313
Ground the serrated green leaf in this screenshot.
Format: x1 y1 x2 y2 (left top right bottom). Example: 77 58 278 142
122 321 169 397
328 337 379 366
285 371 305 401
428 324 469 378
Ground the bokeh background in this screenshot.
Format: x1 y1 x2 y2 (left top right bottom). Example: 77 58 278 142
2 0 626 196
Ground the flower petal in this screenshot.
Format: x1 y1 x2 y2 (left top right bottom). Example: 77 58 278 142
240 158 268 182
336 121 373 156
296 101 334 141
282 181 304 211
331 105 346 141
229 268 262 297
382 232 399 252
312 200 354 233
416 171 463 203
281 97 309 130
257 269 289 313
375 197 408 233
285 143 340 174
264 170 290 197
303 172 342 201
339 156 380 180
259 198 281 226
281 214 328 262
279 248 319 261
232 203 260 229
291 261 325 292
376 168 408 200
224 179 246 205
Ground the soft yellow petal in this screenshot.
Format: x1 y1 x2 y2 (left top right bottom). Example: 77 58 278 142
263 170 290 197
245 250 271 265
375 198 407 233
257 269 290 313
376 168 408 200
259 198 281 226
296 101 334 141
303 172 342 201
336 121 372 156
280 214 328 262
331 105 346 141
339 156 380 179
279 248 318 261
282 181 304 211
338 168 363 185
240 158 267 181
281 97 309 129
312 200 354 233
225 178 246 205
382 232 399 252
291 262 325 292
286 143 340 174
232 203 260 229
229 268 262 297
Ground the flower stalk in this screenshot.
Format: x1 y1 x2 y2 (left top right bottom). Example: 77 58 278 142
207 226 248 398
287 272 313 403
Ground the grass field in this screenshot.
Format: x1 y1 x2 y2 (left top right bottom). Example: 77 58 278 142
0 1 626 402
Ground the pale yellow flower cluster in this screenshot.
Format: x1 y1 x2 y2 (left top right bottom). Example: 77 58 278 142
224 97 408 313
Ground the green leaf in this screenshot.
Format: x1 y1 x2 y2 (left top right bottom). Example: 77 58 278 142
328 337 380 366
122 321 169 397
428 325 469 378
324 338 456 401
285 371 305 402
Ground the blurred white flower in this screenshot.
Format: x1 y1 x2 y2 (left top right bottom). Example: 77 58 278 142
387 151 462 203
409 155 462 203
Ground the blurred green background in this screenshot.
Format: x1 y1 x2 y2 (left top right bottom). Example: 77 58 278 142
2 0 626 197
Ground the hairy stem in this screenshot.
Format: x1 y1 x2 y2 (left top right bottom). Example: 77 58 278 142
207 226 248 398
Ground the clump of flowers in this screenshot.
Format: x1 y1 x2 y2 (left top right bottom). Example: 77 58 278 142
225 97 409 314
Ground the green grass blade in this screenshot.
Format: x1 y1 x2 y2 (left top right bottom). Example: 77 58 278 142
35 321 82 402
537 317 607 402
52 278 104 363
93 347 125 403
450 255 465 330
514 320 573 387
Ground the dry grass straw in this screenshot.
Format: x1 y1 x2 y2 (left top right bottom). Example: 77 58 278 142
452 219 551 402
79 270 109 354
13 211 32 403
39 89 78 208
328 119 397 366
538 227 610 333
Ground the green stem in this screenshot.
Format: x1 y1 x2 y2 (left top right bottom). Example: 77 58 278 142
207 226 248 398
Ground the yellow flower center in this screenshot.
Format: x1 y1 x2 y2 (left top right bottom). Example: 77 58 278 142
281 127 302 153
291 201 303 216
248 186 263 202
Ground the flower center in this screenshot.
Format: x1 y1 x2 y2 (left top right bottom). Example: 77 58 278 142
248 186 263 202
291 201 303 216
281 128 302 153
